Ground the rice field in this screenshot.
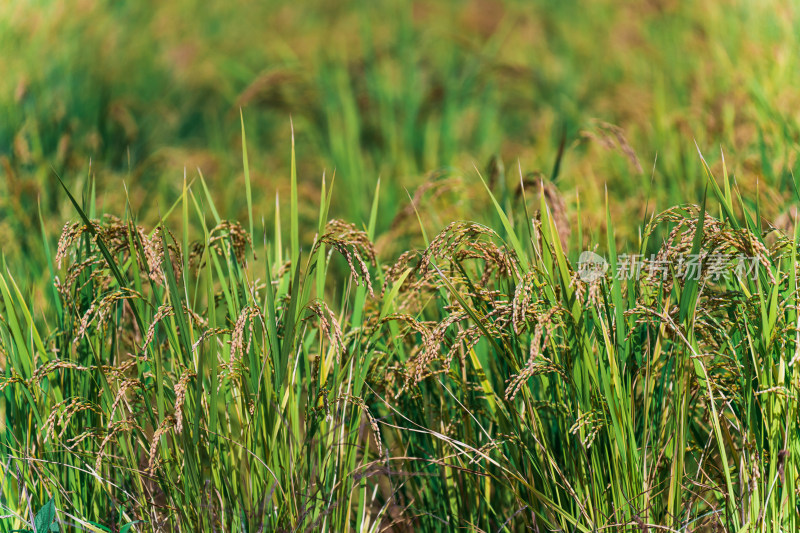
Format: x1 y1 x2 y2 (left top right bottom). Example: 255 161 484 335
2 1 800 531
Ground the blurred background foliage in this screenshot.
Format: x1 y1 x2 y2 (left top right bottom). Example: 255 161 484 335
2 0 800 284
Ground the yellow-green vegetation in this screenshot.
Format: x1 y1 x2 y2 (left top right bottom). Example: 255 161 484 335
2 0 800 531
4 0 800 263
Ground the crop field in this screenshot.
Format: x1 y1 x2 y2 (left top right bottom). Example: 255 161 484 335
2 0 800 531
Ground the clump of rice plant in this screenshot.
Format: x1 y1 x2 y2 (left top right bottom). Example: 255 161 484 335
1 141 799 532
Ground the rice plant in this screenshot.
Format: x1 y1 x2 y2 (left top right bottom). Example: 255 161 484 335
2 131 798 531
3 1 800 530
